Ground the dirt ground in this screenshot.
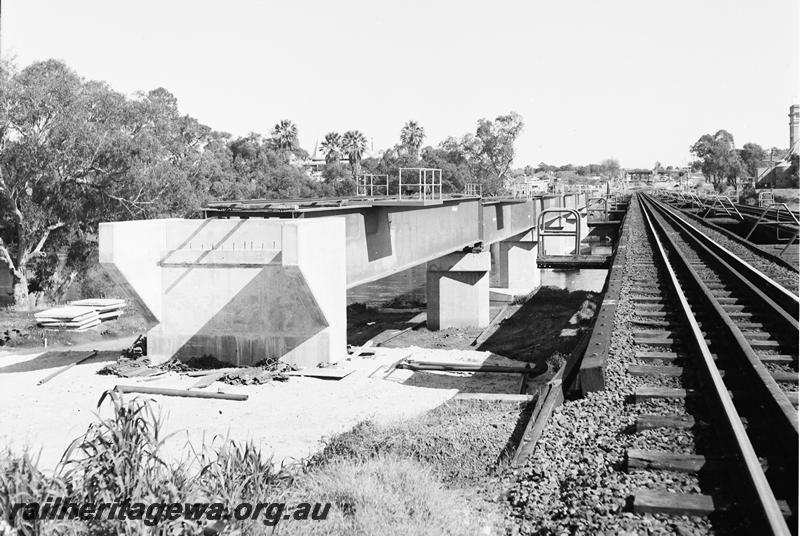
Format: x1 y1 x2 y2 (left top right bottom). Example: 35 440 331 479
349 286 600 369
0 341 537 473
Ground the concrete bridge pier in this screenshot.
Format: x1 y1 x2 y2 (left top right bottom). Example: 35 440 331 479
426 250 490 330
495 230 539 293
99 217 347 368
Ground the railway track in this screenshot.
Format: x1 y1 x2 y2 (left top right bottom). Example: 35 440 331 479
654 192 800 278
623 193 798 535
736 202 800 225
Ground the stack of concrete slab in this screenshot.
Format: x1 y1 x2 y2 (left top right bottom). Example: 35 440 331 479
35 306 102 331
69 298 126 321
35 299 126 331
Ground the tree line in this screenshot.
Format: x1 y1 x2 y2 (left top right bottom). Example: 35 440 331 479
0 60 527 303
690 129 798 190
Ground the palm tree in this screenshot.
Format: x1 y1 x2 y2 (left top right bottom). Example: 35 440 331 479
341 130 368 176
320 132 342 164
400 121 425 159
271 119 298 152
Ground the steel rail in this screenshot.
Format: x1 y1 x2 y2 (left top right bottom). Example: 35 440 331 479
652 193 799 274
639 195 792 536
642 195 798 434
645 194 799 320
737 203 800 223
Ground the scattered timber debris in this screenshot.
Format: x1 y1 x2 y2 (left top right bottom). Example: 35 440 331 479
97 356 158 378
284 368 352 380
218 367 290 385
99 349 295 384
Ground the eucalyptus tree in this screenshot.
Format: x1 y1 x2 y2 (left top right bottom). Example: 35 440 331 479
0 61 227 302
690 130 745 189
0 60 126 302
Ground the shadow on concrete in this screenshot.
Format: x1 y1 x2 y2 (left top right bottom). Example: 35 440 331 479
164 220 246 294
0 350 118 374
363 208 393 262
172 266 327 366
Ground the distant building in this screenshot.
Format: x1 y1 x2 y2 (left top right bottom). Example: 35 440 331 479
625 169 653 183
756 104 799 188
505 175 550 196
298 142 350 181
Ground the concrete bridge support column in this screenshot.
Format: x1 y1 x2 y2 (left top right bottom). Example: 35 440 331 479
496 230 539 293
426 251 490 330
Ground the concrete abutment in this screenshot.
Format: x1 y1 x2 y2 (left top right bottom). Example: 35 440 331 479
99 217 346 368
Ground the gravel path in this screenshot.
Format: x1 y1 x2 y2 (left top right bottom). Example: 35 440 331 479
505 196 746 535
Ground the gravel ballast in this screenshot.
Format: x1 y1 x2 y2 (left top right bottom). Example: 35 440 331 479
505 196 750 535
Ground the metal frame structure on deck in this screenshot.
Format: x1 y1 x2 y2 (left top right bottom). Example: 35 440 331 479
355 174 389 197
398 168 442 202
464 183 483 196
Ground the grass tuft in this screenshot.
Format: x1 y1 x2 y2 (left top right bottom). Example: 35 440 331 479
311 400 526 486
280 455 479 535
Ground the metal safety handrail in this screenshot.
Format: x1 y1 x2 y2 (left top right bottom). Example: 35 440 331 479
702 195 743 220
744 203 800 256
758 190 774 208
537 208 581 256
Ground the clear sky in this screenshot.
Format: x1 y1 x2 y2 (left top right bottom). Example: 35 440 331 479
3 0 799 168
